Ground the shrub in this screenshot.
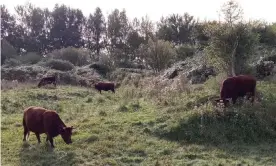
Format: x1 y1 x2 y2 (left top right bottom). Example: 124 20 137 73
138 39 176 73
3 58 21 67
89 63 110 76
175 44 196 60
1 39 17 64
18 52 42 64
39 59 75 71
1 65 46 82
49 47 90 66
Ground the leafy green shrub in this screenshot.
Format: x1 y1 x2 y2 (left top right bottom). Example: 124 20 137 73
18 52 42 64
175 44 196 60
3 58 21 67
49 47 90 66
138 39 176 72
1 39 17 64
39 59 75 71
89 63 110 76
1 65 46 81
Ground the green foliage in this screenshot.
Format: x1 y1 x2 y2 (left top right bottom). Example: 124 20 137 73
140 39 176 72
3 58 21 67
1 65 46 81
2 81 276 165
1 39 17 64
49 47 90 66
175 44 196 60
39 59 75 71
205 22 259 74
256 23 276 46
85 7 106 56
89 62 110 76
157 13 197 44
18 52 42 65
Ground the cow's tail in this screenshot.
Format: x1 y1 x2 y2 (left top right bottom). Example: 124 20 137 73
22 117 26 127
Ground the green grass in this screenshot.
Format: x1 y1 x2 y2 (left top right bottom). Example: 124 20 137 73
2 81 276 166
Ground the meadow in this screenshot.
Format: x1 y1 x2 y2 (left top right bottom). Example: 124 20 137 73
1 79 276 166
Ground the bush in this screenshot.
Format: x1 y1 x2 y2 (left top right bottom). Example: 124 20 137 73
89 62 110 76
49 47 90 66
39 59 75 71
3 58 21 67
1 39 17 64
175 44 196 60
1 65 46 82
138 39 176 73
18 52 42 65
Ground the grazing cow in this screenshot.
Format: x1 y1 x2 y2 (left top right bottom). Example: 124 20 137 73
94 82 115 93
215 75 257 106
38 76 57 88
23 106 74 148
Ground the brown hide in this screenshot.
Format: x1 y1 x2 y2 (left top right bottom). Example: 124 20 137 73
215 75 257 106
23 106 73 148
38 76 57 87
94 82 115 93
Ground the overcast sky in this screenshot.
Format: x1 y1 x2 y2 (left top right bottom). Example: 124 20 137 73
3 0 276 23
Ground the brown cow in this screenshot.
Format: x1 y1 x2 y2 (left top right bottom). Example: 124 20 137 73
38 76 57 88
94 82 115 93
215 75 257 106
23 106 74 148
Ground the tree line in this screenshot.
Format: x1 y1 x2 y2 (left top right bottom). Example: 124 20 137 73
1 1 276 75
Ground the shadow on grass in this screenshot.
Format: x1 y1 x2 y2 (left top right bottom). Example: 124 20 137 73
153 106 276 162
19 142 77 166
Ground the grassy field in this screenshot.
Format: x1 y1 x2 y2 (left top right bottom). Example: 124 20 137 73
1 80 276 166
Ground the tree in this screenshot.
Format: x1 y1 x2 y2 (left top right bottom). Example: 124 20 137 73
139 39 176 72
1 5 25 54
107 9 130 66
50 4 85 50
14 3 50 54
157 13 197 45
140 15 155 43
126 18 144 61
85 7 106 59
205 0 258 76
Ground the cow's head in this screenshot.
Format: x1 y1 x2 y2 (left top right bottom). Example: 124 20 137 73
60 126 74 144
214 98 230 107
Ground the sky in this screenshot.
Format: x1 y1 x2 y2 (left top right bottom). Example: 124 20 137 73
2 0 276 23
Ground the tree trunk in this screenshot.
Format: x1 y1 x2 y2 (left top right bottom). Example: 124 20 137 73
230 36 239 77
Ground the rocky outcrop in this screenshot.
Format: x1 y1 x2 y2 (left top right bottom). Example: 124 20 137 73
255 58 275 78
162 52 216 84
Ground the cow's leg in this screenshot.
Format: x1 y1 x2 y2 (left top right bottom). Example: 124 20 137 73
232 97 237 104
35 133 41 143
251 88 256 104
48 136 55 148
53 81 57 87
23 129 29 141
23 119 29 141
112 89 115 93
46 135 49 142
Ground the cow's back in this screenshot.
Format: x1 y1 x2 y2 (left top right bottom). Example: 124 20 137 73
96 82 115 90
221 75 256 99
236 75 256 95
23 106 47 134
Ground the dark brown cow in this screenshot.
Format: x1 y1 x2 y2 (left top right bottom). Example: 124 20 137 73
94 82 115 93
38 76 57 88
215 75 257 106
23 106 74 148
